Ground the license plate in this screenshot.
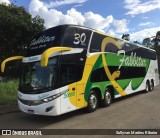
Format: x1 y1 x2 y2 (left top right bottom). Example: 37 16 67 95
28 109 34 114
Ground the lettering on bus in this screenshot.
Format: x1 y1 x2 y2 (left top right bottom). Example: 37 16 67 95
28 35 56 50
64 92 75 99
118 50 146 68
73 33 86 46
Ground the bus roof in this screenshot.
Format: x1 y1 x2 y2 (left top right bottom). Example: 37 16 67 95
60 24 156 52
26 24 155 56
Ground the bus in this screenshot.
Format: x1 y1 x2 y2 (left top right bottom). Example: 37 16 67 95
1 24 159 116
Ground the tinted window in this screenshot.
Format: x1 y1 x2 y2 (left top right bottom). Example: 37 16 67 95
27 26 66 56
91 66 146 83
60 64 76 86
63 27 92 49
91 68 108 82
90 32 105 52
90 32 157 60
123 43 156 60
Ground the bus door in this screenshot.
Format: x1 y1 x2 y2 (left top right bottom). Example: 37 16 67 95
60 63 77 114
76 83 85 108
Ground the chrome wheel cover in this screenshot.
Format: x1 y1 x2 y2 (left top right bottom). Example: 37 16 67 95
105 91 111 104
89 94 97 109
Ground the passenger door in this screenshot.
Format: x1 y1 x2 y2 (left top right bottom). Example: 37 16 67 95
60 63 77 114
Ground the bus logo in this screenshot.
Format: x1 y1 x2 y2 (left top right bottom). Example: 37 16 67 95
73 33 86 46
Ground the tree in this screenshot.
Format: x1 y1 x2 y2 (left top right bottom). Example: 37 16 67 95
122 34 130 41
133 41 140 44
0 3 45 77
152 31 160 73
142 38 152 48
0 3 45 60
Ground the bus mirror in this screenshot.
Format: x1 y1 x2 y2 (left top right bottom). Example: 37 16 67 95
41 47 72 67
1 56 23 73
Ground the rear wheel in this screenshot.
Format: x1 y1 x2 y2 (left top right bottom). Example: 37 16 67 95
86 91 98 113
101 88 112 107
150 81 154 91
145 81 150 93
151 80 154 91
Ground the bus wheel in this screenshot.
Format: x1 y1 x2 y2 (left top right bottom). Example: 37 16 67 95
86 91 98 112
150 81 153 91
102 88 112 107
150 80 154 91
145 81 150 93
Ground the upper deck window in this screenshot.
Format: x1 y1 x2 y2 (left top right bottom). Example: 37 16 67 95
62 27 92 49
27 26 66 56
26 25 92 56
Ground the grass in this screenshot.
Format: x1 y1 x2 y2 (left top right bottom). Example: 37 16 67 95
0 79 19 105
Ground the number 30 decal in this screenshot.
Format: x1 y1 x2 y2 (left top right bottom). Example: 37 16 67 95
73 33 86 45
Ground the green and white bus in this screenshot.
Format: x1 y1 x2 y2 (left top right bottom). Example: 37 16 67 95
1 25 159 116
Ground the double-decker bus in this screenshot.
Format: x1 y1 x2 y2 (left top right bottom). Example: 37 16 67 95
1 25 159 116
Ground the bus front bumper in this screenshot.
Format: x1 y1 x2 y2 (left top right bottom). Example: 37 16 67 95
18 98 61 116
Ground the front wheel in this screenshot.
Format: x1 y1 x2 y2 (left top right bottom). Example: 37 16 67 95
86 91 98 113
101 88 112 107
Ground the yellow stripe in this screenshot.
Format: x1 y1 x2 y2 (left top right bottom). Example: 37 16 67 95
101 37 127 96
41 47 72 67
1 56 23 73
68 54 99 108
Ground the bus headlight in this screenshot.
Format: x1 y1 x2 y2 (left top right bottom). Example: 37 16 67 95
42 93 61 102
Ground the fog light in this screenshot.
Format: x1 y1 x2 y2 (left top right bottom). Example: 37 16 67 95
45 106 54 112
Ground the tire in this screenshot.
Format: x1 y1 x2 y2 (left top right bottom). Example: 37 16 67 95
86 91 98 113
101 88 112 107
150 81 154 91
145 81 150 93
151 80 154 90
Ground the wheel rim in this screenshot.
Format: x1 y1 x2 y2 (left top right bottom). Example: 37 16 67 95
150 82 153 90
89 94 97 109
146 83 149 91
105 91 111 104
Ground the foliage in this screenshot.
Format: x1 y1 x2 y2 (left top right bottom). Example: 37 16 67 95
142 38 152 47
141 31 160 73
122 34 130 41
133 41 140 44
0 3 45 77
0 79 19 104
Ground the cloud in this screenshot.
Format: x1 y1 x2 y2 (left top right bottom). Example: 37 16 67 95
83 12 114 31
130 27 160 42
0 0 10 4
124 0 160 16
44 0 87 8
139 22 154 26
113 19 129 33
142 16 149 20
29 0 129 34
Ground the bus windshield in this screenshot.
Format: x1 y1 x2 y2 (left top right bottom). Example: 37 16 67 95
19 57 58 93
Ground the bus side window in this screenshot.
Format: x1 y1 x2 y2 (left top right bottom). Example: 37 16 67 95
89 32 105 52
60 64 76 87
104 43 119 53
91 68 108 82
63 27 77 47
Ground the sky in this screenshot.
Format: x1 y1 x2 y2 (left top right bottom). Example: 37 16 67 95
0 0 160 42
